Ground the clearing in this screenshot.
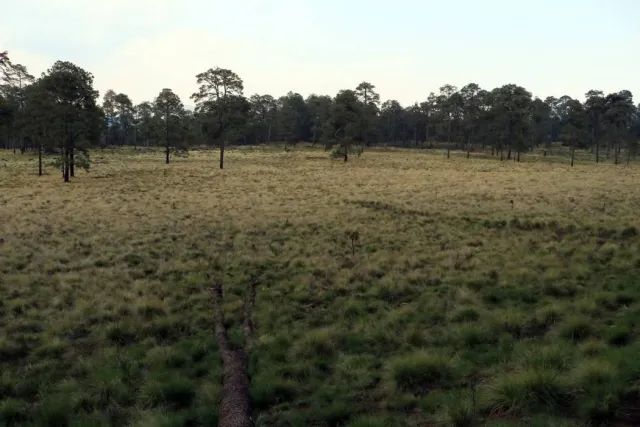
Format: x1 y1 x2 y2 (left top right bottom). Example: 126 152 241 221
1 147 640 426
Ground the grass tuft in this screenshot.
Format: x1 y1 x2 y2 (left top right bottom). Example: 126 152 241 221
389 350 455 395
484 368 576 415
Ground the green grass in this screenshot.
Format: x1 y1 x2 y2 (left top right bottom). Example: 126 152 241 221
2 145 640 426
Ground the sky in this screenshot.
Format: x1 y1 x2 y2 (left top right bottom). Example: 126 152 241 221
1 0 639 107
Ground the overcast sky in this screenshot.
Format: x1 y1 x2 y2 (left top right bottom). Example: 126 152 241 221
2 0 639 106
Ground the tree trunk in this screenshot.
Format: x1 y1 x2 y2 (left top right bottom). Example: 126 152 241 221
267 124 272 143
344 143 348 162
447 148 450 159
70 140 75 178
571 146 575 167
615 143 620 165
63 147 70 182
213 281 257 427
516 151 521 162
38 141 43 176
425 123 429 147
627 146 632 165
507 143 512 160
220 140 225 169
166 144 170 164
596 140 600 163
500 148 504 162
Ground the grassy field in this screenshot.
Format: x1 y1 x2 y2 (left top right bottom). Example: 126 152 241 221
1 146 640 426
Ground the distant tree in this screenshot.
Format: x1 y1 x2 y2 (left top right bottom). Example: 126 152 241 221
277 92 310 147
134 101 157 147
584 90 607 163
419 93 436 147
153 88 185 164
530 97 552 150
102 89 118 147
325 89 361 161
355 82 380 148
1 61 35 153
22 77 56 175
0 51 10 76
39 61 101 182
114 93 135 146
604 90 635 164
306 94 333 148
436 84 458 148
191 67 244 169
460 83 482 156
379 100 404 145
248 94 277 143
490 84 532 161
633 103 640 141
559 98 588 166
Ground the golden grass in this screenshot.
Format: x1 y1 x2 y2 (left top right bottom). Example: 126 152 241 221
2 146 640 426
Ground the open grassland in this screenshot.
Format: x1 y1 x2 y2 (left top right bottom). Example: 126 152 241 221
2 147 640 426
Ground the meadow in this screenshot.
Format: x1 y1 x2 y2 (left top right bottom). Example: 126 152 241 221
1 146 640 427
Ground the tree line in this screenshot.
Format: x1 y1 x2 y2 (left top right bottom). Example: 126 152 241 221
1 51 640 180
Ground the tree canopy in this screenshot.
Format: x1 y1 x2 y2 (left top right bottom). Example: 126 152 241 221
1 49 639 176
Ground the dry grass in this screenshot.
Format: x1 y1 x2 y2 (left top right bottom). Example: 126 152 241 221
2 146 640 426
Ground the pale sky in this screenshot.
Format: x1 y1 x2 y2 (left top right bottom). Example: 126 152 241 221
2 0 639 107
